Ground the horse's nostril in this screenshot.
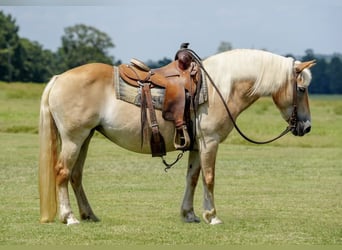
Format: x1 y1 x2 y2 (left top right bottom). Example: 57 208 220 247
304 126 311 134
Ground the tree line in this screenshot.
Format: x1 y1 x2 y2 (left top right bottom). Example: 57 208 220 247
1 11 341 94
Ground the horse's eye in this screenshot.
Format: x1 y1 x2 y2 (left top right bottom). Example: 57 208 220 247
297 86 306 93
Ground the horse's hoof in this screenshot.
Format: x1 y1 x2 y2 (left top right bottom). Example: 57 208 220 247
81 213 100 222
181 210 201 223
63 214 80 225
203 209 223 225
209 216 223 225
184 215 201 223
66 217 80 226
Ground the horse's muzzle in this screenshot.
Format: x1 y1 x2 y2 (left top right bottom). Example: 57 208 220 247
291 120 311 136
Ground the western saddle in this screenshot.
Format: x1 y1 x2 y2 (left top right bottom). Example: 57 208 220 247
118 44 201 157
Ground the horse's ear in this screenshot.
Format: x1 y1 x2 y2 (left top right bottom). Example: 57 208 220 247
295 60 316 73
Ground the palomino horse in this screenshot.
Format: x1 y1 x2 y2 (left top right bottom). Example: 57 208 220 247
39 48 315 225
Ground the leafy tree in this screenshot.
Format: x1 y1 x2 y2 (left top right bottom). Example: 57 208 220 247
146 57 172 68
217 41 233 53
14 38 57 82
57 24 115 71
302 49 331 94
0 11 20 81
309 58 330 94
327 56 342 94
0 11 58 83
302 49 315 61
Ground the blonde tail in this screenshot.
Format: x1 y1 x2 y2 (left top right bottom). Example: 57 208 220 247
39 76 59 223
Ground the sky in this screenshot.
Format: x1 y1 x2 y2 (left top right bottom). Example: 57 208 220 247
1 0 341 63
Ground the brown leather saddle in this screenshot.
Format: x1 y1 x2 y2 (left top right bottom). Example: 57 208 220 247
118 48 201 156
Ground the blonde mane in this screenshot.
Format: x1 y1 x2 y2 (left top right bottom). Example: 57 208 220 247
203 49 295 97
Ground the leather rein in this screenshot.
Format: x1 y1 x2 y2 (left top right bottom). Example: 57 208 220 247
185 48 299 145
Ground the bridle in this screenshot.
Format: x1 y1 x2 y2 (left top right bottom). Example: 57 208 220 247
184 47 300 145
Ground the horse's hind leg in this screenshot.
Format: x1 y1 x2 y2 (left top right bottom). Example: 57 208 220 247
70 130 99 222
55 138 83 225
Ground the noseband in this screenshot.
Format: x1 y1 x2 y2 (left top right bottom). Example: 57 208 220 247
183 48 299 145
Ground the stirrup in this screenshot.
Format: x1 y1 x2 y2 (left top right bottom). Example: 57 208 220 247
173 125 191 150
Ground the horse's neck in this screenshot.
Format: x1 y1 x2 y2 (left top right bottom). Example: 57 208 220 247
202 75 260 126
227 80 260 118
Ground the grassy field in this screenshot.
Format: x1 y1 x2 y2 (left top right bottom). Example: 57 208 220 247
0 82 341 245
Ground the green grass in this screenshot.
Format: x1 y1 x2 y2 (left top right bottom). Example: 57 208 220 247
0 82 44 134
0 82 341 245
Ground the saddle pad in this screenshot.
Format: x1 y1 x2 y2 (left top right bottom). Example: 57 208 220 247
114 66 165 109
113 66 208 110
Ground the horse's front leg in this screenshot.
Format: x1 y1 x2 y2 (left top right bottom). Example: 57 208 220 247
180 150 201 223
200 139 223 225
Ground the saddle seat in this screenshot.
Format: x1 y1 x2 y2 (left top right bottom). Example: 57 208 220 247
118 50 200 152
119 59 197 95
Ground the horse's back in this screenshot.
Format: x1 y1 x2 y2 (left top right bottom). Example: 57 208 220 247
58 63 114 86
52 63 115 98
49 63 115 133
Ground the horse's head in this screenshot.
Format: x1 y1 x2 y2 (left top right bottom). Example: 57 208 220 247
272 60 316 136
